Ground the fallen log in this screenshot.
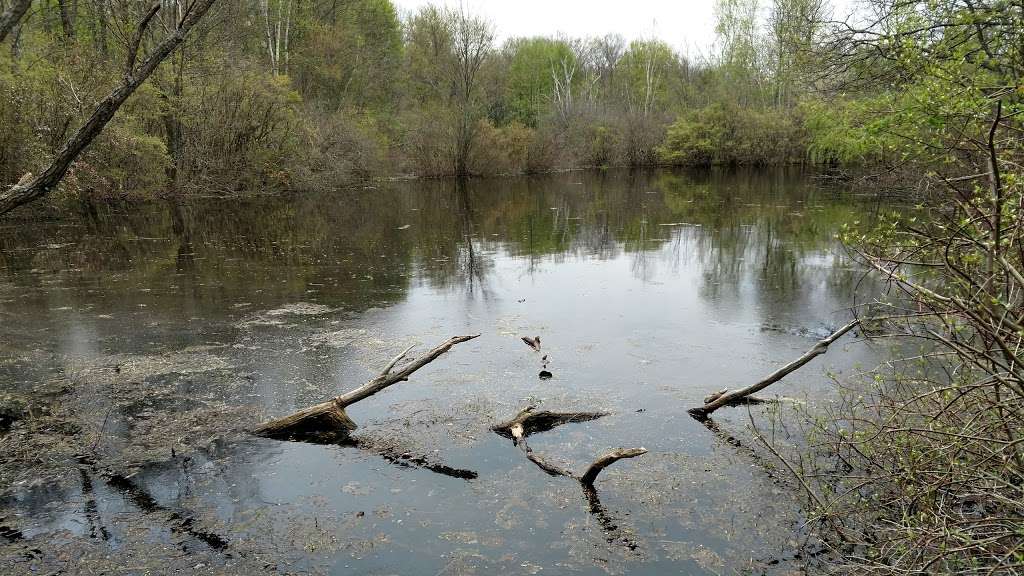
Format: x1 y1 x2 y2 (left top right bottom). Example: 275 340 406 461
494 406 647 551
255 334 479 440
689 319 859 419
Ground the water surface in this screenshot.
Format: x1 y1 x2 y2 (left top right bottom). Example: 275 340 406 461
0 169 884 574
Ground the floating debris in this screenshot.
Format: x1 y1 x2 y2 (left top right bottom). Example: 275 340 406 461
521 336 541 352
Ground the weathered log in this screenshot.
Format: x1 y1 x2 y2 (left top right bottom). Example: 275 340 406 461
508 420 575 477
494 407 647 551
255 334 479 440
491 405 609 440
494 406 646 485
689 319 859 419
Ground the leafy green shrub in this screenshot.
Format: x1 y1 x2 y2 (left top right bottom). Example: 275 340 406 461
657 103 806 166
801 97 896 165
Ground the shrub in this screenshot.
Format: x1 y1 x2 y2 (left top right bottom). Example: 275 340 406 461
657 103 806 166
468 119 532 175
177 73 307 192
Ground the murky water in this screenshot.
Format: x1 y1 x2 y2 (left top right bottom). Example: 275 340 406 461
0 169 885 574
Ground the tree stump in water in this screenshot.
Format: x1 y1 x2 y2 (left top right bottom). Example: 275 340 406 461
254 334 479 441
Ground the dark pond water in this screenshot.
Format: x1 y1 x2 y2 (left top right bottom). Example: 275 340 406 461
0 169 885 574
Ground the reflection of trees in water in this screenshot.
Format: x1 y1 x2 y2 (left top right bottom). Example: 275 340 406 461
0 168 874 322
0 168 886 572
454 179 491 298
646 170 871 323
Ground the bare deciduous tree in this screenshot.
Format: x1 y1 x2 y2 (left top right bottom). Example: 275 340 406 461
449 6 493 176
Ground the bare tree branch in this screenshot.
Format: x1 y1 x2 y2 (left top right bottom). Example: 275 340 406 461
126 2 162 78
254 334 480 440
690 319 860 418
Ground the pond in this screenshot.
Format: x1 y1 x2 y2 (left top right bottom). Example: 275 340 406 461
0 168 886 574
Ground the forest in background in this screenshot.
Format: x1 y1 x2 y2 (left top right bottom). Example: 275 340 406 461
0 0 881 201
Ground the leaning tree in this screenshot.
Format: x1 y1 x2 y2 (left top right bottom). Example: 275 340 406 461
0 0 221 216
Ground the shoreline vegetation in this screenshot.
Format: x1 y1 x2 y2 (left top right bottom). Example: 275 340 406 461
1 0 896 207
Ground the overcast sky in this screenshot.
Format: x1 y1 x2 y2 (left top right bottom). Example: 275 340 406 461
391 0 858 58
391 0 717 56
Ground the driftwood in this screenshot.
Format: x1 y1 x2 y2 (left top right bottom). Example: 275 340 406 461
491 405 609 440
255 334 479 440
580 448 649 485
689 319 859 419
493 406 646 487
494 406 647 551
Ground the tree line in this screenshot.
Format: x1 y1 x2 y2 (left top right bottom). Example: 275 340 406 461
0 0 847 209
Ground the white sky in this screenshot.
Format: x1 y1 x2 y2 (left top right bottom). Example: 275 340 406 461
391 0 859 58
392 0 720 57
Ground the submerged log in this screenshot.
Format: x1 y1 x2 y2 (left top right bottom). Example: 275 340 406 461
343 435 478 480
494 406 646 485
255 334 479 440
689 320 859 419
493 406 647 551
491 405 609 440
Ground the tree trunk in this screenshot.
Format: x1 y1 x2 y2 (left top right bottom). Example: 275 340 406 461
57 0 75 40
162 48 186 189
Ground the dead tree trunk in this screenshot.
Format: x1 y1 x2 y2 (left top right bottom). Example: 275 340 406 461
0 0 221 216
0 0 32 43
255 335 479 440
689 319 859 419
